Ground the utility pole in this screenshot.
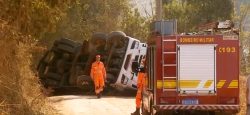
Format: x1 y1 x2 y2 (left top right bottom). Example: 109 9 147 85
156 0 162 21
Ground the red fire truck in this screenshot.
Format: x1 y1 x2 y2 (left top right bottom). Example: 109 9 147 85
138 21 239 115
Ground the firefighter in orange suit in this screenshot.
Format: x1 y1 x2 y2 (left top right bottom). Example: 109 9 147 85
131 59 146 115
90 55 106 98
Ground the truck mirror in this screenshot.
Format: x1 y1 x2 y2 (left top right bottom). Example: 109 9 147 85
132 61 139 73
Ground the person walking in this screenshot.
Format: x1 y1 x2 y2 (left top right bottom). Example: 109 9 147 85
131 59 146 115
90 55 106 98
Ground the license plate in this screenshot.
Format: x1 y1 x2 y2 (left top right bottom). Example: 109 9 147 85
182 99 199 105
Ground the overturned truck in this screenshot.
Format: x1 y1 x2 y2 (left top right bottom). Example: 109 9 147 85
37 31 147 91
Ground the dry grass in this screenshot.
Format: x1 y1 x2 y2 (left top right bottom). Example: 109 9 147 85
238 76 247 115
0 20 57 115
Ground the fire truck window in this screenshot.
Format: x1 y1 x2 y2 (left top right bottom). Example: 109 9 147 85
124 54 132 70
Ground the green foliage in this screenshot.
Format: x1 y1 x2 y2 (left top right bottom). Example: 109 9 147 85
163 0 233 32
41 0 150 44
236 1 250 75
121 9 151 42
0 0 150 45
0 0 71 39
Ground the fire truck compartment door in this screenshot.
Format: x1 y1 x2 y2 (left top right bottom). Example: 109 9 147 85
178 45 216 94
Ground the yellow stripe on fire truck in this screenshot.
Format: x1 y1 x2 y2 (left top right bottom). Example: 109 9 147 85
228 80 238 88
203 80 213 88
216 80 226 88
156 80 238 89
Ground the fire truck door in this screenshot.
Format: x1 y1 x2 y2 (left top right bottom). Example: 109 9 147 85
177 45 216 94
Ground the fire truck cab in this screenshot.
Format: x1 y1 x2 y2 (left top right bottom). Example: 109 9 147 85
140 21 239 115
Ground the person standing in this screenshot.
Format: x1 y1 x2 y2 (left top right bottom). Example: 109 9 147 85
131 59 146 115
90 55 106 98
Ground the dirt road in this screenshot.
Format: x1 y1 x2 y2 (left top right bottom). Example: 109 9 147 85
50 95 135 115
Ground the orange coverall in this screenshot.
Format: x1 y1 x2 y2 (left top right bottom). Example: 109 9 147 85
90 61 106 94
136 72 145 108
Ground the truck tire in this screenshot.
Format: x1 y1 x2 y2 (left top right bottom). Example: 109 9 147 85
90 33 107 52
91 32 107 40
107 31 127 49
58 38 78 47
107 31 126 39
45 72 62 81
56 44 75 53
43 78 59 87
37 62 47 78
106 73 115 84
76 75 94 91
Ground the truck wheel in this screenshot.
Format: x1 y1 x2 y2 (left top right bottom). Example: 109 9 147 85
43 78 59 87
76 75 94 91
107 31 126 39
107 31 127 49
37 62 47 78
45 72 62 81
90 33 107 47
58 38 78 47
91 32 107 40
106 73 115 84
56 44 75 53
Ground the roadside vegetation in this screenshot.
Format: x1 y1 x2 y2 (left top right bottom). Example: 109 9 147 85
0 0 149 114
0 0 249 115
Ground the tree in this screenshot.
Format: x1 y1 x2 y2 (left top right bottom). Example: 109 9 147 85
120 9 151 42
235 1 250 75
41 0 150 44
0 0 72 38
163 0 233 33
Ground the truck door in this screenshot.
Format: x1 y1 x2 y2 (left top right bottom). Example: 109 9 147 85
177 45 216 94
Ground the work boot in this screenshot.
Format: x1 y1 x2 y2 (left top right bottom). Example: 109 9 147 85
131 108 140 115
99 91 102 98
97 93 101 99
